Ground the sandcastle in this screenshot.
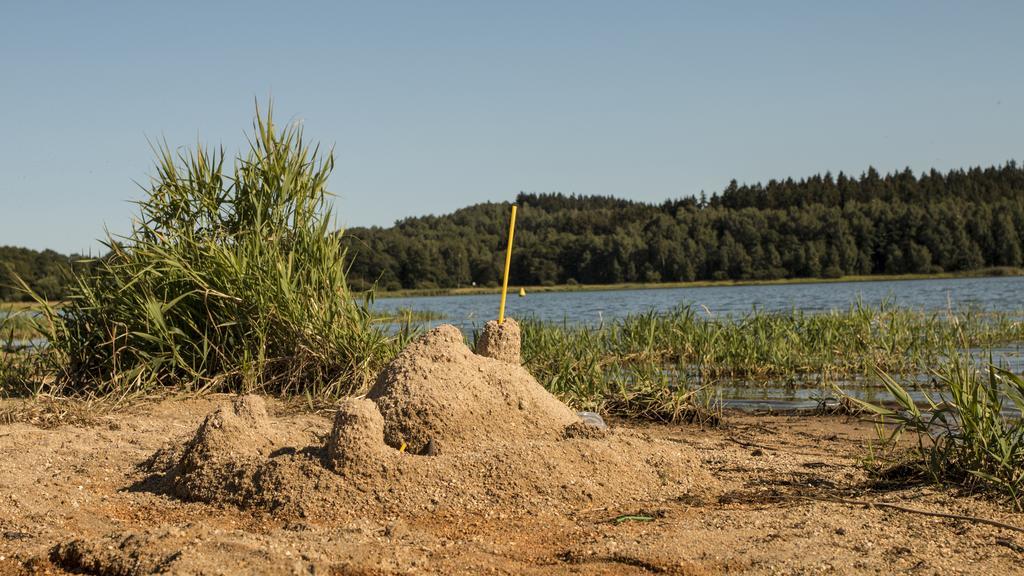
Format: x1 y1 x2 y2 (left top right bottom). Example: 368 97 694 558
154 319 713 519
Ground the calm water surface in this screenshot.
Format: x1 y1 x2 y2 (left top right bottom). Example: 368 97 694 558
377 276 1024 331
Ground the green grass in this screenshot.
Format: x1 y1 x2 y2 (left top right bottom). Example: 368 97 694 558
370 308 445 324
0 309 47 396
512 302 1024 421
2 303 442 337
11 106 410 400
521 302 1024 382
849 356 1024 509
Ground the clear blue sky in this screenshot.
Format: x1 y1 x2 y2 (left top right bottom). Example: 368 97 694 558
2 1 1022 253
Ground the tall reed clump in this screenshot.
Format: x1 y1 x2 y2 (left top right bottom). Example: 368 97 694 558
850 357 1024 509
30 106 405 398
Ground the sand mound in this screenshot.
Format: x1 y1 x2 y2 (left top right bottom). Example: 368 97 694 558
168 395 322 506
171 395 278 502
367 322 578 454
179 395 275 468
327 397 395 474
156 321 716 520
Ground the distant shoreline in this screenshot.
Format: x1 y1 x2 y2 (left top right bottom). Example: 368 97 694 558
4 268 1022 306
371 267 1024 299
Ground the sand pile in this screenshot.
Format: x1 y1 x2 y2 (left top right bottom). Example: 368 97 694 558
368 322 578 455
172 395 278 501
152 320 716 519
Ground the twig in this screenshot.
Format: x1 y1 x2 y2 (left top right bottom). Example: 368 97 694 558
997 538 1024 554
796 495 1024 533
726 436 777 452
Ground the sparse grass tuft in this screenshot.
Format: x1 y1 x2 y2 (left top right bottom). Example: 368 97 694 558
0 393 135 428
848 355 1024 508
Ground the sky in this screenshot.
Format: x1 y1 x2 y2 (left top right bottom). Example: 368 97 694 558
2 1 1022 254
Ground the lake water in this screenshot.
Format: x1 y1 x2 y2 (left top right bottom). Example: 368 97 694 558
376 276 1024 331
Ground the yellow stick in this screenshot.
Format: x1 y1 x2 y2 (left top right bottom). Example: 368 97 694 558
498 205 518 324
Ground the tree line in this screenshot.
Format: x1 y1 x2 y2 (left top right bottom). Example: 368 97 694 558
341 163 1024 290
4 162 1024 300
0 246 90 302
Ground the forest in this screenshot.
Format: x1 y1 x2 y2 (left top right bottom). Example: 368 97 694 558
4 162 1024 300
0 246 86 302
341 163 1024 290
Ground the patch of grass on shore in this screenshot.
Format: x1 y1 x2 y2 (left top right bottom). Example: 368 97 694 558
7 288 1024 426
851 356 1024 509
523 302 1024 382
516 303 1024 420
369 308 445 324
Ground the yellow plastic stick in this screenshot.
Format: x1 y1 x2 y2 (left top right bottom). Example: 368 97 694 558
498 205 518 324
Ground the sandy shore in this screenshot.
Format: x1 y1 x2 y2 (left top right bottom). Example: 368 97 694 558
1 395 1022 575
